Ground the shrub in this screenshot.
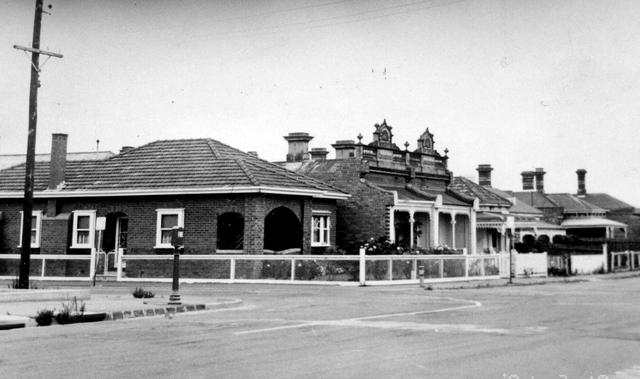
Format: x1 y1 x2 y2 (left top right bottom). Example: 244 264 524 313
132 287 155 299
34 309 54 326
55 297 86 325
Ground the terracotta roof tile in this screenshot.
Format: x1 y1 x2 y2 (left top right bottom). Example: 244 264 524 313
449 177 511 207
0 139 346 196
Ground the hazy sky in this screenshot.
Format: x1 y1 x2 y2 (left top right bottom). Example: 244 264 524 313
2 0 639 205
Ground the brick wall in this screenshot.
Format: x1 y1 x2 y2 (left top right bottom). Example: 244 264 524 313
298 159 394 253
0 193 338 277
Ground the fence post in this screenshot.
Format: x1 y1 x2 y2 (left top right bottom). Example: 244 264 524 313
388 258 393 281
602 243 608 273
290 258 296 281
439 258 444 278
359 247 366 286
41 257 46 278
464 255 469 277
230 258 236 282
116 251 123 281
542 252 548 277
89 247 96 281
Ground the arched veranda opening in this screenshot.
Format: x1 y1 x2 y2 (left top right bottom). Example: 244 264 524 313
264 207 302 253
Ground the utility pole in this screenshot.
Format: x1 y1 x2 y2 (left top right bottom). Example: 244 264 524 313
14 0 62 289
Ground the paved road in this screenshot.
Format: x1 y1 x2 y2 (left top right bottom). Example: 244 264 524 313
2 278 640 378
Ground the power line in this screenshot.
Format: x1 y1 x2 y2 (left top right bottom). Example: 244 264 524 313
204 0 469 39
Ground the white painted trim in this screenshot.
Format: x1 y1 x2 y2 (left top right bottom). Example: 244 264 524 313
311 214 330 247
71 210 96 249
155 208 185 249
18 210 43 248
0 185 350 200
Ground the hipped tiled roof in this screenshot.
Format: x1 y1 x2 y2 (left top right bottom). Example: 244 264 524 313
0 139 347 198
449 177 511 207
545 193 605 214
582 193 635 211
485 187 542 215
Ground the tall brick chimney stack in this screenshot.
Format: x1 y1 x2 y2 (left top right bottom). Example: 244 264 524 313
284 132 313 162
534 167 546 193
48 133 68 190
521 171 535 191
476 164 493 187
576 169 587 196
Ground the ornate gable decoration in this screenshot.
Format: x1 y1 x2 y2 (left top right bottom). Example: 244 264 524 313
416 128 435 154
370 119 397 149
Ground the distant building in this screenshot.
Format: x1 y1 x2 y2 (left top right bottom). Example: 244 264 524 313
0 151 114 171
281 120 478 253
507 168 635 240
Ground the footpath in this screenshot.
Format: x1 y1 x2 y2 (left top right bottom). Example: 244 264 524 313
0 286 242 330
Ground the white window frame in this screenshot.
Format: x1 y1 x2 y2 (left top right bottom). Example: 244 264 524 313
155 208 184 248
18 210 43 248
311 212 331 247
71 210 96 249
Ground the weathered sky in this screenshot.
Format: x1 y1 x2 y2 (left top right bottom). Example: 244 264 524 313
1 0 639 205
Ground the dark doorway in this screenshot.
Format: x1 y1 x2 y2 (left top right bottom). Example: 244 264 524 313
103 212 128 272
217 212 244 250
264 207 302 252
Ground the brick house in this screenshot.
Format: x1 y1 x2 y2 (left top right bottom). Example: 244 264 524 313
281 120 478 254
0 134 348 277
474 166 635 240
452 166 565 254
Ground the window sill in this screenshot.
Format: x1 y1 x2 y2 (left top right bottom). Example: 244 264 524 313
70 245 92 249
311 243 330 247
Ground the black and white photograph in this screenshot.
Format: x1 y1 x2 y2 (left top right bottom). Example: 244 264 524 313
1 0 640 377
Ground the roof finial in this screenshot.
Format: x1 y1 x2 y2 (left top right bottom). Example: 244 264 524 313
404 141 409 151
357 133 363 144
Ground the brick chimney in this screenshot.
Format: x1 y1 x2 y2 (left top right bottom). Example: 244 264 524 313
309 147 328 160
521 171 535 191
119 146 134 154
476 164 493 187
534 167 546 193
284 132 313 162
48 133 68 190
576 169 587 196
332 140 357 159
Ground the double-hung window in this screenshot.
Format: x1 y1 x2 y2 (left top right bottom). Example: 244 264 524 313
155 209 184 248
18 210 43 248
71 210 96 249
311 212 330 247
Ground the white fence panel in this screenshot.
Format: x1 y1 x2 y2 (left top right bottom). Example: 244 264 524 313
515 252 548 277
571 254 605 274
0 253 93 281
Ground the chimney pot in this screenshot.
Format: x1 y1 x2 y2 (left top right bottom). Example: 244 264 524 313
119 146 134 154
476 164 493 186
576 169 587 196
521 170 535 191
48 133 68 190
309 147 328 160
534 167 546 193
331 140 357 159
284 132 313 162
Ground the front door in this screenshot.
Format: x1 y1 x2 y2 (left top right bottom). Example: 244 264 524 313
115 217 128 269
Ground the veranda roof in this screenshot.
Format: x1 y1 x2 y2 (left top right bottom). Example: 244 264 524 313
561 217 627 229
